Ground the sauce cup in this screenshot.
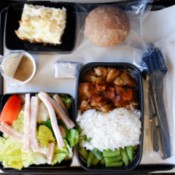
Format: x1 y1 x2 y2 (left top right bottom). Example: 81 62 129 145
0 50 36 86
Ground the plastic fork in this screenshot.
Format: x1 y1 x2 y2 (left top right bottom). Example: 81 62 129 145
142 44 171 159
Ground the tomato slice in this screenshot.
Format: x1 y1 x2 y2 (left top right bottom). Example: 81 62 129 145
0 95 22 125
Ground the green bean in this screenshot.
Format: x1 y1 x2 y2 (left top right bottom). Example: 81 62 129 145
105 161 123 167
92 148 103 160
103 149 120 158
87 152 95 167
79 147 88 160
121 148 129 166
104 155 122 165
126 145 134 162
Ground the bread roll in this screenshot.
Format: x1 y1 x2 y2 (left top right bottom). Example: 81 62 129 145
84 5 130 47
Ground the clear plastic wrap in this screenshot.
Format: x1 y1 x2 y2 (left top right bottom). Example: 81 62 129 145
54 61 81 78
74 1 151 52
140 44 172 159
54 1 151 65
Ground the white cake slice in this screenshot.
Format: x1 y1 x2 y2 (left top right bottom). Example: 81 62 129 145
15 4 67 45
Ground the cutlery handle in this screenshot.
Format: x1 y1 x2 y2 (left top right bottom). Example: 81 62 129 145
148 92 159 152
151 75 171 159
151 117 159 152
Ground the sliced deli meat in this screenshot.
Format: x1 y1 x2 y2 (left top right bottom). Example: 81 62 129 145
30 96 39 152
46 143 55 164
49 95 75 129
23 94 31 152
38 92 65 148
0 122 23 142
53 94 68 115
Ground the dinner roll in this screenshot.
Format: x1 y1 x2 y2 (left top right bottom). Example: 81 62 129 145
84 5 130 47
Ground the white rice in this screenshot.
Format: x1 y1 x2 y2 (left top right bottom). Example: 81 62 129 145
77 108 141 151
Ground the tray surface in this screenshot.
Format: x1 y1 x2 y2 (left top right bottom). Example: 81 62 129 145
0 1 175 173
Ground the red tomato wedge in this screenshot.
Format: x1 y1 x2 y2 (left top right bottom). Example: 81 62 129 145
0 95 22 125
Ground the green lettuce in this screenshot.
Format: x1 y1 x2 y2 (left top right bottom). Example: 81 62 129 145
22 151 47 168
12 110 24 133
39 119 53 132
66 128 79 148
52 145 69 165
0 137 23 170
60 95 72 109
0 137 48 170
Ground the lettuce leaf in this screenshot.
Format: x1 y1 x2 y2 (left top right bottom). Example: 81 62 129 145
22 151 47 168
0 137 23 170
12 110 24 133
66 128 79 148
37 125 55 147
0 136 48 170
39 119 53 132
52 145 69 165
60 95 72 109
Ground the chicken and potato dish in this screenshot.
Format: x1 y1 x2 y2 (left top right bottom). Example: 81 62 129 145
78 67 137 112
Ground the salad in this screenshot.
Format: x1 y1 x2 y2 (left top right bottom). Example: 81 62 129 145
0 92 79 170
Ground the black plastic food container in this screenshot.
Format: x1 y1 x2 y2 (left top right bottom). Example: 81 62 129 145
75 62 144 172
5 2 76 53
0 92 75 172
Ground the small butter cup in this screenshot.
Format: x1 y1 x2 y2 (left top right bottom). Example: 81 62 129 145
0 50 36 86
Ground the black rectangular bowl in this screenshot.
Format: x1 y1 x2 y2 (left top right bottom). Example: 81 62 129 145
5 2 76 53
0 92 75 172
75 62 144 172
